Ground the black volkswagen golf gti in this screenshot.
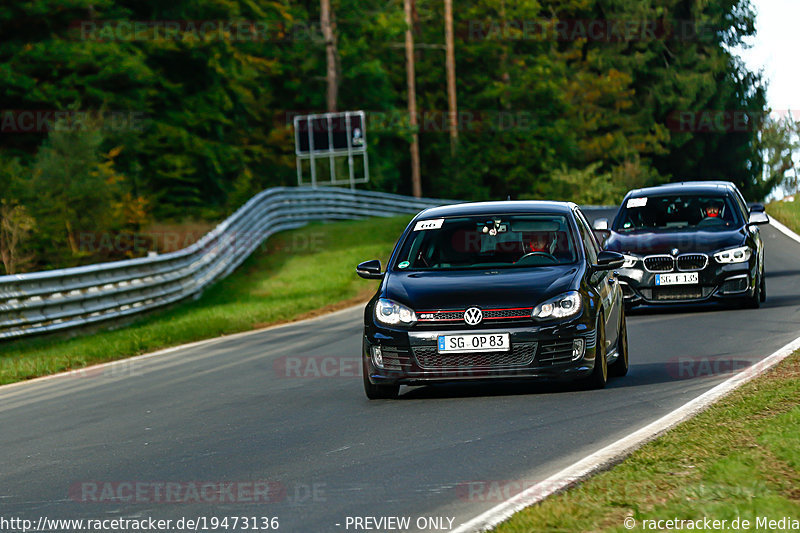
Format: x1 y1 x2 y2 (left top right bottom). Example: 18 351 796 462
596 181 769 309
356 201 628 399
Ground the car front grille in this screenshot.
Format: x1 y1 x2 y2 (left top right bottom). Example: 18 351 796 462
381 347 413 371
677 253 708 271
416 307 533 326
417 311 463 322
644 255 674 272
536 339 574 366
648 286 712 301
412 342 537 370
720 276 749 294
485 308 533 319
537 331 595 366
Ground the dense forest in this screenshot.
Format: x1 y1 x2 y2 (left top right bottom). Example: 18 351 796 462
0 0 790 273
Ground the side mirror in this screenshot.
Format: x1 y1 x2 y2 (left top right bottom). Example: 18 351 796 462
749 203 766 213
592 250 625 271
593 228 611 246
592 219 611 245
748 211 770 225
356 259 384 280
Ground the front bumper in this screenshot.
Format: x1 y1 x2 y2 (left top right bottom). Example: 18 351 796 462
616 259 756 305
363 319 600 386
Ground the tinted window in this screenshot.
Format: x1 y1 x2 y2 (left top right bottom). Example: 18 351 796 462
614 194 743 232
574 210 599 264
394 214 578 270
730 188 750 220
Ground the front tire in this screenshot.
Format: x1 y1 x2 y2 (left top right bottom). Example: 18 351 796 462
742 273 761 309
609 310 628 377
362 355 399 400
584 313 608 389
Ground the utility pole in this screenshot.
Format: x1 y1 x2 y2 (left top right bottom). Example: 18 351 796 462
404 0 422 197
321 0 338 112
444 0 458 156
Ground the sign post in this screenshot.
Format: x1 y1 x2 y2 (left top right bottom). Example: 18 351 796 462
294 111 368 189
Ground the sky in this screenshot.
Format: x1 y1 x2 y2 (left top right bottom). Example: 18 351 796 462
736 0 800 115
736 0 800 199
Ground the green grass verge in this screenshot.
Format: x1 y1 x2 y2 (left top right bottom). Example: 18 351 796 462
767 198 800 235
0 215 412 385
494 352 800 532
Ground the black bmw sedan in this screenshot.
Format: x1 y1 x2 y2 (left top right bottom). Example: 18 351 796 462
596 181 769 309
356 201 628 399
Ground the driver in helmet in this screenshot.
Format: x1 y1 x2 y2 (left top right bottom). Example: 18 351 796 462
528 231 555 254
703 204 722 218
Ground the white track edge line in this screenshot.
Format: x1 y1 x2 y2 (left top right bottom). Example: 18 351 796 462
453 334 800 533
768 217 800 245
1 303 366 392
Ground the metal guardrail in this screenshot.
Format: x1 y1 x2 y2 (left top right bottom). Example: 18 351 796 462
0 187 449 341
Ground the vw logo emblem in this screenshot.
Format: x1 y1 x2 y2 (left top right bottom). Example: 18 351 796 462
464 307 483 325
671 248 679 256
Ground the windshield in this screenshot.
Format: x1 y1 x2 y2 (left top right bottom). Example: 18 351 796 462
394 215 578 270
614 194 742 232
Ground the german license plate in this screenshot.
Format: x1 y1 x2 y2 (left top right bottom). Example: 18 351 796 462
437 333 510 353
656 272 699 286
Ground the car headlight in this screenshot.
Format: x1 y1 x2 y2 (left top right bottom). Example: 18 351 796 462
714 246 752 264
532 291 582 320
622 254 638 268
375 298 417 326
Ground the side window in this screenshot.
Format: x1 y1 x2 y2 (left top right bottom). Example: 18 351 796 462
732 190 749 222
574 209 599 264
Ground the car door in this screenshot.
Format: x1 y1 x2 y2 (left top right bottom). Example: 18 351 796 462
574 208 620 351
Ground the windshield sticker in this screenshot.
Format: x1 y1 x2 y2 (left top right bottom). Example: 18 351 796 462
626 197 648 208
481 220 507 236
413 218 444 231
398 261 410 269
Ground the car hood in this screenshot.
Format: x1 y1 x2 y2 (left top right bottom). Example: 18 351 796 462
383 266 580 310
604 228 747 255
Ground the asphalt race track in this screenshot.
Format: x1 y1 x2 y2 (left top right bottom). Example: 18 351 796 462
1 222 799 532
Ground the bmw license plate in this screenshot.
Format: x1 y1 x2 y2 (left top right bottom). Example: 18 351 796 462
437 334 510 353
655 272 699 286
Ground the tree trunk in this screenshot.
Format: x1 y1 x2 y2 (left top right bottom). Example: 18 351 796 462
321 0 338 112
444 0 458 156
405 0 422 197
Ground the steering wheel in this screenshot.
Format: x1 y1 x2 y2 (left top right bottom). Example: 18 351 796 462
696 217 724 227
517 251 558 264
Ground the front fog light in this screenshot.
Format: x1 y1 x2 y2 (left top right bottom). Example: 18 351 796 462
571 338 585 361
371 346 384 368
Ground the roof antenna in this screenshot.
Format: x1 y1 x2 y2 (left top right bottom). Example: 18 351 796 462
506 195 512 201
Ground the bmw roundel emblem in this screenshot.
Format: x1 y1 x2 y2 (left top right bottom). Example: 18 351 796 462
671 248 679 256
464 307 483 325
